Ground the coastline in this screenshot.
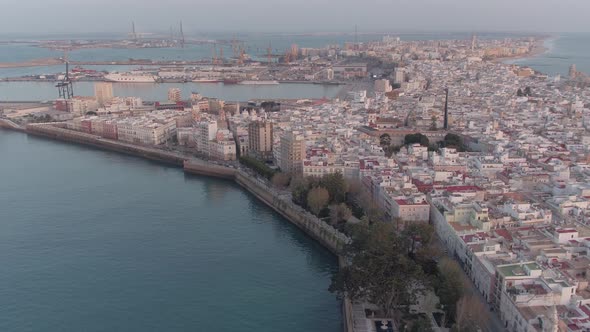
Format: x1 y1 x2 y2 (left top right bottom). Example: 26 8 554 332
493 35 554 64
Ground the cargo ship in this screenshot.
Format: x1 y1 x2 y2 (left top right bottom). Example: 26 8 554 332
238 80 279 85
104 72 157 83
192 78 221 83
222 78 240 85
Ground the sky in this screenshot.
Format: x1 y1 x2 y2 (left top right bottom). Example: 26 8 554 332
1 0 589 36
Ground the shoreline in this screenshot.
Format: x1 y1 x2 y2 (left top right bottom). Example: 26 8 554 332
494 35 554 64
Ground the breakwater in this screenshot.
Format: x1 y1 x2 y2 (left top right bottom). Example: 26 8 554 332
0 118 24 131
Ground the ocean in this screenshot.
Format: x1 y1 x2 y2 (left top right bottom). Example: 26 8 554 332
505 33 590 76
0 130 342 332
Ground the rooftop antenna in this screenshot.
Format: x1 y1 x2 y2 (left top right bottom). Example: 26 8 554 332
131 21 137 41
179 21 185 48
267 41 272 65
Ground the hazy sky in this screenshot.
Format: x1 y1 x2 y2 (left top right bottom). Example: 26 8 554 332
1 0 589 35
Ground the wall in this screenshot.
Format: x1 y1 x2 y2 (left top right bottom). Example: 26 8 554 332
25 124 185 166
234 171 349 255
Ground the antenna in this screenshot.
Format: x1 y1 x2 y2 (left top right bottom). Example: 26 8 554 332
179 21 185 48
212 43 218 66
354 25 358 46
131 21 137 41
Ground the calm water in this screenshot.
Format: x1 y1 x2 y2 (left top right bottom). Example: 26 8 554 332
0 31 526 78
0 81 341 102
506 33 590 76
0 130 341 332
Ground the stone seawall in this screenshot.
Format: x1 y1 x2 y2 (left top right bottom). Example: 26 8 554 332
183 160 236 180
234 171 349 255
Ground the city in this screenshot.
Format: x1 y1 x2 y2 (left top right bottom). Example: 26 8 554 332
1 2 590 332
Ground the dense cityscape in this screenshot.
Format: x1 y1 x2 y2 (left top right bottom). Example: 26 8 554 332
2 25 590 332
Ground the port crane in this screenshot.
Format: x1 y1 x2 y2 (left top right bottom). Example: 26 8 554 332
56 51 74 112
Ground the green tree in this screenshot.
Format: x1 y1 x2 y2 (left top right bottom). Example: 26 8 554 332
402 223 435 256
330 221 425 317
307 187 330 216
524 86 532 96
320 172 348 204
330 203 353 225
436 258 467 324
452 295 490 332
380 133 392 147
430 115 437 131
385 145 401 157
517 88 524 97
271 172 291 189
239 156 276 179
404 133 429 147
290 176 311 207
411 316 434 332
442 133 464 150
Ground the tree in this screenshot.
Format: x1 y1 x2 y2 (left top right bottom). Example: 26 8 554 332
271 172 291 189
411 316 434 332
380 133 392 147
384 145 401 158
239 156 276 179
404 133 429 147
330 203 353 225
436 258 468 324
452 295 490 332
442 133 464 150
307 187 330 216
517 88 524 97
330 222 426 318
430 115 437 131
320 172 348 204
402 223 434 256
357 191 385 222
524 86 532 96
427 144 439 152
291 176 311 207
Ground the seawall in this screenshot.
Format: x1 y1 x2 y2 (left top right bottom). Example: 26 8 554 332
25 124 186 166
234 170 349 255
184 160 236 180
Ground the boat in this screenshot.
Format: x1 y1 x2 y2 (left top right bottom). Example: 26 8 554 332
222 79 240 85
192 78 221 83
71 66 97 74
238 80 279 85
104 72 157 83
